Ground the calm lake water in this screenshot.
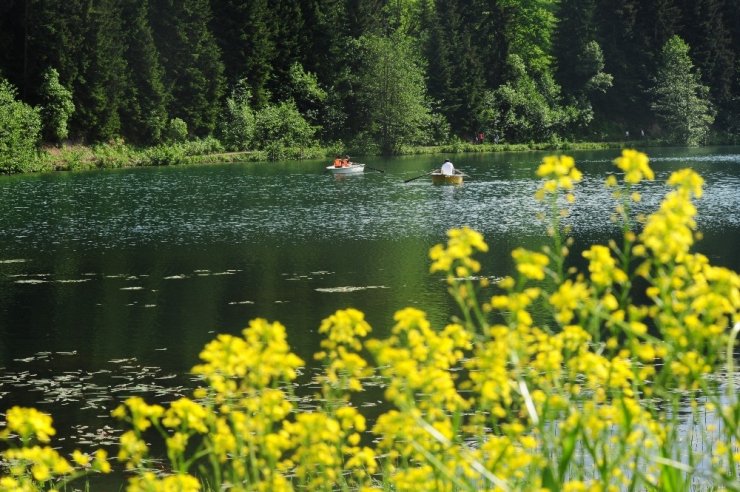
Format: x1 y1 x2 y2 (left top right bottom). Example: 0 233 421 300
0 146 738 453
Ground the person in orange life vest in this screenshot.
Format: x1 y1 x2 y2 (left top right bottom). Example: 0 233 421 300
342 155 351 167
334 155 343 168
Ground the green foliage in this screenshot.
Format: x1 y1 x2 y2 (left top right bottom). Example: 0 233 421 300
651 35 715 146
253 100 317 150
498 0 558 76
218 79 256 151
356 32 431 154
420 112 453 146
0 79 41 173
1 0 739 151
93 139 137 168
165 118 189 143
143 144 189 166
484 55 577 142
580 41 613 95
287 62 327 126
39 68 74 144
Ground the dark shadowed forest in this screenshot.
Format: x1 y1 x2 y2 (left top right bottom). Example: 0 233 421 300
0 0 738 162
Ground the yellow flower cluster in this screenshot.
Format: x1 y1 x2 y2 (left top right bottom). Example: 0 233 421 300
1 407 55 443
512 247 550 280
429 226 488 278
0 406 111 489
126 471 201 492
582 244 627 287
535 154 582 201
613 148 654 184
315 308 373 397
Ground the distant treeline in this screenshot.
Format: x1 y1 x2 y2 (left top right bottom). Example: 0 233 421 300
0 0 738 155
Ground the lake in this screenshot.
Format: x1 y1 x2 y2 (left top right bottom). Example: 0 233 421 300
0 146 738 454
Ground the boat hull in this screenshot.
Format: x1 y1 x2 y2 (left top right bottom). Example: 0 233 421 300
326 164 365 174
431 172 463 185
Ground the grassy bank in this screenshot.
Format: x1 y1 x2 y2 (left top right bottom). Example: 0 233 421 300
11 137 675 175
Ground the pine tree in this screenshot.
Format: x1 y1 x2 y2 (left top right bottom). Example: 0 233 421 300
0 0 25 91
677 0 735 110
21 0 87 109
119 0 168 144
554 0 598 96
151 0 225 136
424 0 488 137
268 0 308 102
211 0 274 108
73 0 127 142
651 35 715 145
594 0 652 130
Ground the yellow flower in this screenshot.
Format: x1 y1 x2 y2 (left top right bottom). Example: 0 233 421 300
112 397 164 432
429 227 488 276
549 279 590 324
71 449 90 467
118 430 148 469
667 168 704 198
535 154 582 199
512 247 550 280
613 149 653 184
3 407 56 443
582 245 627 287
162 398 210 433
318 308 372 352
93 449 111 473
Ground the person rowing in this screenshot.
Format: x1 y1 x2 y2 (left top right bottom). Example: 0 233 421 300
440 159 455 175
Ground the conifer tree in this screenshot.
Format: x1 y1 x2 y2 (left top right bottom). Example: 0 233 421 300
73 0 127 142
593 0 652 130
268 0 309 102
677 0 735 113
21 0 87 109
425 0 488 136
554 0 598 96
150 0 224 136
651 35 715 145
120 0 167 144
0 0 25 91
211 0 274 109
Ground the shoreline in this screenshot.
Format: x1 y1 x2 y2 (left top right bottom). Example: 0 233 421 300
4 138 732 175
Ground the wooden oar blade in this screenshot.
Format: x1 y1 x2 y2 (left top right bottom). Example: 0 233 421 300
404 169 436 183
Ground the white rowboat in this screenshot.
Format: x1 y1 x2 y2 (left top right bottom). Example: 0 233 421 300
326 163 365 174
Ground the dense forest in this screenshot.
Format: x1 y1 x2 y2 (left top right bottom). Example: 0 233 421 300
0 0 738 159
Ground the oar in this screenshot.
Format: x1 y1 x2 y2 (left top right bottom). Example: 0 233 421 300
363 164 385 173
403 169 436 183
351 162 384 173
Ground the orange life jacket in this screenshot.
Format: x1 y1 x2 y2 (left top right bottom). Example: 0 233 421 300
334 159 342 167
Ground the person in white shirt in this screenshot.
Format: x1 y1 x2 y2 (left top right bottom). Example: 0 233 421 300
440 159 455 175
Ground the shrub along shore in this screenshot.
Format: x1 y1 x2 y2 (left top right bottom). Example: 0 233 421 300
12 138 658 175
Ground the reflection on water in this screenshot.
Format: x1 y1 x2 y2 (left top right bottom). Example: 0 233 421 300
0 147 738 455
